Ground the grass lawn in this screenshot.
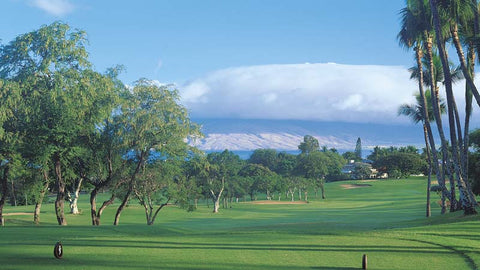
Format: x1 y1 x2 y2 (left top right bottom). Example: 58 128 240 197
1 177 479 269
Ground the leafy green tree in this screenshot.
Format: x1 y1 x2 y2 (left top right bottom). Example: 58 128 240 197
113 79 200 224
239 163 277 200
275 152 297 176
249 149 278 171
373 153 427 179
355 138 362 160
0 22 118 225
0 80 22 226
133 159 191 225
298 135 319 154
295 152 329 199
353 164 372 180
342 151 359 162
205 150 244 212
72 66 126 226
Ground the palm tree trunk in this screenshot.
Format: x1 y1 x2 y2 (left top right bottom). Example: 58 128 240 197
450 22 480 109
473 0 480 61
424 37 452 205
423 124 432 218
463 45 479 206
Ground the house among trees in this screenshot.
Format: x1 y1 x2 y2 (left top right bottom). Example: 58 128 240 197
341 160 387 179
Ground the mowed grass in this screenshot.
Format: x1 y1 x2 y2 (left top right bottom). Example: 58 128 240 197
1 177 480 270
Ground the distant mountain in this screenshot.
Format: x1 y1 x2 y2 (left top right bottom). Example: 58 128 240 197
190 119 428 152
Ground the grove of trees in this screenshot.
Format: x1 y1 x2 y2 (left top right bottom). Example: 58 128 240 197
398 0 480 215
0 23 349 226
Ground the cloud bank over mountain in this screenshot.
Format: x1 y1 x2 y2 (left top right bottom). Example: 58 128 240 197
180 62 480 125
180 63 419 124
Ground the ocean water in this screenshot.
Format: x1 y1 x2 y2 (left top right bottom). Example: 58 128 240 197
204 149 373 160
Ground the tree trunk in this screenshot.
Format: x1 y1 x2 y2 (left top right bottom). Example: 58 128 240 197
146 202 169 226
450 22 480 109
114 187 132 226
0 165 9 226
474 0 480 59
424 124 432 218
97 195 115 225
211 182 224 213
114 154 144 225
11 179 16 207
415 44 449 210
34 172 49 225
320 184 326 199
70 178 83 215
463 45 479 207
54 157 67 226
425 34 453 206
213 197 220 213
90 187 99 226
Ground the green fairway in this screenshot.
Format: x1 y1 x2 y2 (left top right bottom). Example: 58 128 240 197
1 177 479 270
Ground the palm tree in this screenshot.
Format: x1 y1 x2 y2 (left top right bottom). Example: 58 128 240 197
399 90 446 217
439 0 480 108
398 0 453 214
429 0 477 215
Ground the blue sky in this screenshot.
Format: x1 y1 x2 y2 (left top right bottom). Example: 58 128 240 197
2 0 477 125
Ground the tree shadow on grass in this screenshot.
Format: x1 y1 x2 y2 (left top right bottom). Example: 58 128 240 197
401 238 478 270
1 252 360 270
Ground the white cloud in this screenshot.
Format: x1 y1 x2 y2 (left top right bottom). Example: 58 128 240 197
179 63 425 124
29 0 75 16
179 63 480 126
154 58 163 74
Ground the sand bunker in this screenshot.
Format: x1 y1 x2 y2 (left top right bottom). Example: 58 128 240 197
3 212 33 216
340 184 372 189
249 200 308 205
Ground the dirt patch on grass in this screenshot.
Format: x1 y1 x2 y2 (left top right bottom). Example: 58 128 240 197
249 200 308 205
3 212 33 216
340 184 372 189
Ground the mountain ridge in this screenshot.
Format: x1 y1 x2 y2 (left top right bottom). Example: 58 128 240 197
191 119 427 152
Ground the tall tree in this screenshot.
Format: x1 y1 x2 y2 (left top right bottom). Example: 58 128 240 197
205 150 243 213
355 137 362 160
133 159 191 225
295 152 342 200
398 0 454 214
249 149 278 171
113 79 200 225
429 0 477 214
0 80 22 226
298 135 319 154
0 22 118 225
